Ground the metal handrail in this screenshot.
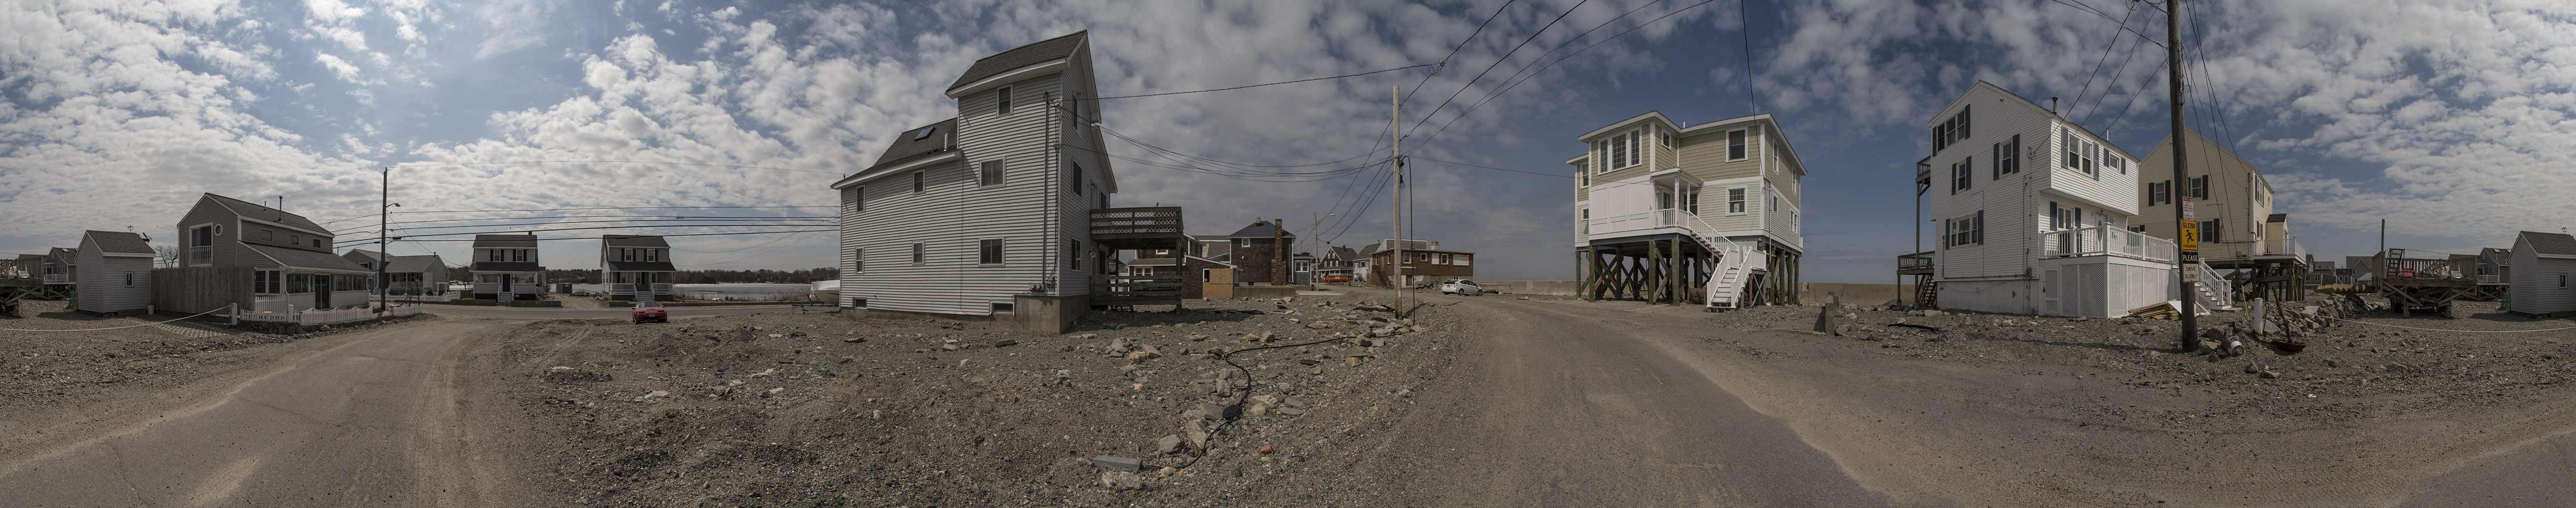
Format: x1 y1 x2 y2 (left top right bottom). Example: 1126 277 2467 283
2040 225 2175 263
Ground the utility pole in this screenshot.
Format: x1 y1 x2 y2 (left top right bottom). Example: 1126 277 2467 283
1310 212 1334 288
2168 0 2196 352
1391 85 1404 316
378 168 389 312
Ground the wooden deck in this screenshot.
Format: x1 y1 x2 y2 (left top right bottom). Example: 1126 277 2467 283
1089 207 1188 251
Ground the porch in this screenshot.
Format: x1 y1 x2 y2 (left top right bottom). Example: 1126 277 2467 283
604 271 677 300
1090 207 1191 308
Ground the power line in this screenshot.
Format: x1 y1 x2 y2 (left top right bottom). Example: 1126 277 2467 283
1407 0 1595 136
2044 0 2166 49
337 224 837 244
385 160 839 174
348 229 836 243
388 217 830 232
2069 1 2141 121
2080 15 2153 125
2186 0 2244 153
1739 0 1757 112
1415 0 1726 149
365 214 835 227
1093 64 1434 100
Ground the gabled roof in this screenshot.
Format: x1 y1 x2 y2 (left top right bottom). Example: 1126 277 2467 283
246 243 371 272
1329 246 1360 262
82 230 154 255
2518 231 2576 257
605 261 677 272
383 254 443 272
947 31 1088 93
2266 213 2287 223
603 235 671 248
1225 221 1291 239
49 247 77 262
869 118 960 170
473 234 539 248
345 249 388 263
202 193 331 235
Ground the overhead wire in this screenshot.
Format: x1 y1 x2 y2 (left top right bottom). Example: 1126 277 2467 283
2044 0 2166 48
1406 0 1595 137
2069 1 2141 122
1414 0 1726 149
2186 0 2244 153
350 229 836 243
1092 64 1434 100
336 224 835 244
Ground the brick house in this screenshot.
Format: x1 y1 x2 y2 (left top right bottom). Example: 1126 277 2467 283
1371 247 1475 287
1224 219 1293 285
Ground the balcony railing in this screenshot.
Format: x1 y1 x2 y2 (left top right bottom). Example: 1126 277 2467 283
607 283 675 294
190 246 212 264
2379 252 2473 282
2042 226 2174 263
2478 274 2501 284
43 274 69 284
2257 236 2306 260
1588 208 1707 238
1897 251 1934 272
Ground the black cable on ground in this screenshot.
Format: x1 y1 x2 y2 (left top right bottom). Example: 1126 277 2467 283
1172 306 1403 470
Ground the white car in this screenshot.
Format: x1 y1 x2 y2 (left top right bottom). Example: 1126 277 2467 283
1439 279 1484 296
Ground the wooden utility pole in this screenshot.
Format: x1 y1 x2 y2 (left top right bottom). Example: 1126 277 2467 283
1391 85 1404 316
378 168 389 312
2168 0 2197 352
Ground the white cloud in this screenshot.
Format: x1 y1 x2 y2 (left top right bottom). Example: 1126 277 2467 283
313 52 363 82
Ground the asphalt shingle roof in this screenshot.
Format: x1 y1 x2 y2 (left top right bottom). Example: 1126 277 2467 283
946 31 1087 92
83 231 153 255
603 235 671 248
247 244 371 272
473 234 540 248
2521 231 2576 256
205 193 331 235
383 255 442 272
1225 221 1292 239
868 118 960 171
473 262 545 272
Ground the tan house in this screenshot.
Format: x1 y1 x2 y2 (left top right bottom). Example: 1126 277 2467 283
2135 128 2297 265
1571 112 1805 308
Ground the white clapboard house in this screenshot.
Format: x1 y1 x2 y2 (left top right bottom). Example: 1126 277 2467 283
833 31 1186 332
1920 81 2172 318
74 230 155 314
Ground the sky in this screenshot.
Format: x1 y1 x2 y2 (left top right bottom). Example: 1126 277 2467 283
4 0 2572 283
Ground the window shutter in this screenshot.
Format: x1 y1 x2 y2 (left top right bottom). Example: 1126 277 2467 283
1940 219 1951 248
1973 211 1986 245
1960 105 1971 139
1990 143 2001 179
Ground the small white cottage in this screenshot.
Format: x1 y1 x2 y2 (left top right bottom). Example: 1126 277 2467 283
75 230 156 314
2507 231 2576 317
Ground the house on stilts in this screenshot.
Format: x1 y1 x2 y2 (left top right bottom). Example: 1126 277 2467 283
1570 112 1804 309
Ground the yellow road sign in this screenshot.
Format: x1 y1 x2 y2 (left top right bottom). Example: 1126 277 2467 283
2179 220 2200 251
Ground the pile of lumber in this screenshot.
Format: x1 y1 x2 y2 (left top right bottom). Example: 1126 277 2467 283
2124 300 2206 320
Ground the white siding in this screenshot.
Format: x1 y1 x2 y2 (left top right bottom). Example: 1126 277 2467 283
1928 82 2152 315
74 238 151 313
2508 236 2576 314
842 66 1110 316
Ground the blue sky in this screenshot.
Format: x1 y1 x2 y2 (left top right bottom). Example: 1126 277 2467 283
4 1 2571 283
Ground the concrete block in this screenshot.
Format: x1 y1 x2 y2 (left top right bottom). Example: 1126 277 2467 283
1090 456 1143 471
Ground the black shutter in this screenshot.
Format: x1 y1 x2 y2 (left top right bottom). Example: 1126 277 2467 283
1991 143 2002 180
1974 210 1986 245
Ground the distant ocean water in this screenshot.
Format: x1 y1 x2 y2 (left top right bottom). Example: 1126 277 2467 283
674 283 813 301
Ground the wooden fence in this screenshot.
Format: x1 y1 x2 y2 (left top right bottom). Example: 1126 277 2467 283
150 266 252 314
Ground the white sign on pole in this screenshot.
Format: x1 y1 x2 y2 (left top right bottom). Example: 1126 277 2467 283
2181 196 2196 221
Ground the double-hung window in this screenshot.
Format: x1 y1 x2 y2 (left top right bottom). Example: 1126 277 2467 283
851 248 863 272
997 86 1012 115
911 242 926 264
1944 211 1984 247
979 239 1004 264
2149 181 2172 205
913 170 926 193
980 161 1005 186
645 249 657 262
1728 188 1747 213
2188 176 2208 199
1728 129 1748 161
2062 128 2079 171
488 249 503 262
513 249 527 262
1952 157 1973 193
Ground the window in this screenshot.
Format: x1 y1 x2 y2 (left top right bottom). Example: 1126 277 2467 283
1660 132 1673 148
912 125 935 140
2188 176 2207 199
2199 219 2221 243
1624 131 1640 168
255 270 281 295
1770 195 1778 212
913 170 925 193
124 271 134 287
911 242 926 264
2002 134 2020 176
1578 165 1589 186
1728 129 1748 161
991 302 1014 312
1932 106 1970 152
290 234 300 246
620 248 635 262
2562 273 2567 289
852 185 864 212
1728 188 1747 213
1948 211 1985 247
2062 128 2078 170
1067 240 1083 271
513 249 527 262
2081 141 2099 177
2149 181 2172 205
980 161 1003 186
1952 157 1972 193
1070 92 1083 122
289 272 310 294
313 238 322 248
645 249 658 262
979 238 1004 264
1990 142 2002 180
997 86 1012 115
488 249 503 262
852 248 863 272
1684 189 1699 214
1069 163 1084 195
188 226 214 263
1238 238 1251 247
261 230 273 241
1454 255 1469 266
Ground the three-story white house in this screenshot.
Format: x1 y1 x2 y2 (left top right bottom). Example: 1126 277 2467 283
1921 81 2170 318
833 31 1139 332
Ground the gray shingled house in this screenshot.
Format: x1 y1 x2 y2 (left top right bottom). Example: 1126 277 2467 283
160 193 376 314
342 249 450 297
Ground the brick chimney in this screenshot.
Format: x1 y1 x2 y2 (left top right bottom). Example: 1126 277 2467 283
1272 219 1287 285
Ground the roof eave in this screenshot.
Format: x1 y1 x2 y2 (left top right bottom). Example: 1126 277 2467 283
836 151 966 189
947 58 1070 99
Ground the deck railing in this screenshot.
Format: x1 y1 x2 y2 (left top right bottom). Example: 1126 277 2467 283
2378 251 2473 281
1089 207 1185 237
42 274 69 284
2042 226 2174 263
2478 274 2501 284
1898 251 1935 272
2258 236 2307 260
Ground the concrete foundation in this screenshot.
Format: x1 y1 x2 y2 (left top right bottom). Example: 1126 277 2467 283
839 294 1088 334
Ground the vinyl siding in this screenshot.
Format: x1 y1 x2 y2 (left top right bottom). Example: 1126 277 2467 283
1927 84 2119 281
2134 129 2268 261
1570 116 1801 252
2508 237 2576 314
74 240 152 312
178 199 248 267
843 69 1090 316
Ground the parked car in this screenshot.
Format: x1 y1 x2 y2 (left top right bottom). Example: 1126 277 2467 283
632 301 668 324
1440 279 1484 296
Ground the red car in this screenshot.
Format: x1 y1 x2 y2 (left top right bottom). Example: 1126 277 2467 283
632 301 668 324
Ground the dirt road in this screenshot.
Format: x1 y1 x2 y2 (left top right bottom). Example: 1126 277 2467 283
1335 290 1914 506
0 317 528 506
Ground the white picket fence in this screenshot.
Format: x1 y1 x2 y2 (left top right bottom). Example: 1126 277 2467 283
235 304 420 325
